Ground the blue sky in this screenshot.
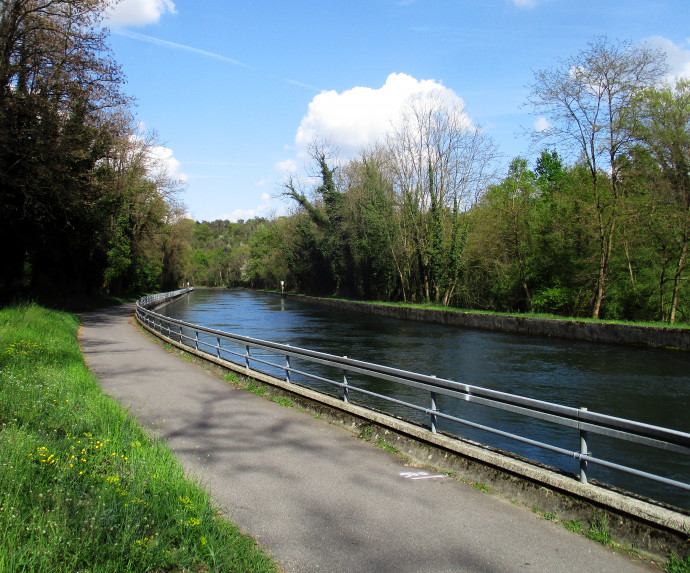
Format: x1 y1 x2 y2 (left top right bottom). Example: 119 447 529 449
104 0 690 222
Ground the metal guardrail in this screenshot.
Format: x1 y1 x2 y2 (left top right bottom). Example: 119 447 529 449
136 290 690 497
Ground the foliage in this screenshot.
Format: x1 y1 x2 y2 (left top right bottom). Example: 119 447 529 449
0 0 187 303
0 303 277 572
147 36 688 325
665 553 690 573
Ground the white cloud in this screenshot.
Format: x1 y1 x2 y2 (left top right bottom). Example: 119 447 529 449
105 0 176 27
644 36 690 82
221 192 279 222
148 144 188 183
294 72 467 160
275 158 298 174
534 116 550 132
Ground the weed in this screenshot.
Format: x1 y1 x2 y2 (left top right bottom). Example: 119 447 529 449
543 511 558 521
271 395 293 408
469 481 491 493
562 519 583 533
223 371 241 385
585 516 613 546
314 413 323 420
666 552 690 573
375 437 399 453
358 426 374 440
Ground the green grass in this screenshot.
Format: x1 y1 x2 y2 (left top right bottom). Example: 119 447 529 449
666 553 690 573
263 289 689 329
0 303 278 573
584 516 613 546
222 372 293 407
374 437 400 453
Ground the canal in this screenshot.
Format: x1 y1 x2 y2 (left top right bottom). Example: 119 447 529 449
162 288 690 509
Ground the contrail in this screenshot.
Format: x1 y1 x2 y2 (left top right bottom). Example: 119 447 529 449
111 28 251 68
111 28 323 91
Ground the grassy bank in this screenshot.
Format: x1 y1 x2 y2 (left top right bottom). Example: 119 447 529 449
0 304 277 573
271 291 689 330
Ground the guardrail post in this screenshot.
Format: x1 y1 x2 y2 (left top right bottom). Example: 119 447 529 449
430 378 438 433
216 337 221 358
178 325 183 344
194 331 199 350
285 345 291 383
245 345 250 370
579 407 589 484
343 356 349 403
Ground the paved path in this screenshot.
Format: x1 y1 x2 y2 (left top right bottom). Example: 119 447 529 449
80 304 656 573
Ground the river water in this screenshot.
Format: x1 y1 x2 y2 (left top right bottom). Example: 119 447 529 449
162 288 690 509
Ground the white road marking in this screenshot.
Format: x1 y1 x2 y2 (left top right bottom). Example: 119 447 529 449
400 471 446 480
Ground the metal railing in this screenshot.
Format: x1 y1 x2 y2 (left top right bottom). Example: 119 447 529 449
136 291 690 497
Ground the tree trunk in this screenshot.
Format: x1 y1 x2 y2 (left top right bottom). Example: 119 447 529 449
670 241 688 324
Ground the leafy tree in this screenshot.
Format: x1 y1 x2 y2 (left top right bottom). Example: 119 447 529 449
630 79 690 322
0 0 127 296
528 36 667 318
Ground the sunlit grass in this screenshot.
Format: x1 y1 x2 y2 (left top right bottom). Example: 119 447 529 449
0 303 277 572
261 289 689 329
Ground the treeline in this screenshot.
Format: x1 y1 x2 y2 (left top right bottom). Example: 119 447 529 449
0 0 188 302
191 38 689 324
3 11 688 328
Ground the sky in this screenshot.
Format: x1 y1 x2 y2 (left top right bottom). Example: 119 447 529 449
102 0 690 222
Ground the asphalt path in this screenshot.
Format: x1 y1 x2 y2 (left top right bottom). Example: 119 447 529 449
79 304 656 573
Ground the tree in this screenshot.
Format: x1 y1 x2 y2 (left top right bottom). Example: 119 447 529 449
629 79 690 322
0 0 127 296
339 149 399 299
385 93 499 304
282 142 350 294
528 36 667 318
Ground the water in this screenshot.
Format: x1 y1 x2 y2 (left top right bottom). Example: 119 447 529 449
163 289 690 509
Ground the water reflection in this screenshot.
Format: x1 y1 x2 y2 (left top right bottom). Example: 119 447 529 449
163 289 690 509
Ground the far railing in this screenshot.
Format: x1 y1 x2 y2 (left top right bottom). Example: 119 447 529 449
136 291 690 501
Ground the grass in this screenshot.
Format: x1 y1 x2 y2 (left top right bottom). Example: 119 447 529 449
262 289 689 330
223 372 293 407
0 303 278 573
584 516 613 546
666 553 690 573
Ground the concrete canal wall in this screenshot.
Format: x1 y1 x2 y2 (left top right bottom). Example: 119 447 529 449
288 294 690 350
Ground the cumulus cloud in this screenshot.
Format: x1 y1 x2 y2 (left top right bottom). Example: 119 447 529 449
293 72 467 161
644 36 690 82
534 116 550 132
105 0 176 27
147 144 188 183
275 158 298 173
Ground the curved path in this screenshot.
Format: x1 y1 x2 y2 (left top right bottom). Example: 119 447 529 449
80 304 656 573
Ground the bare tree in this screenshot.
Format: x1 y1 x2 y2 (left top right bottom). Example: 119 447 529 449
386 93 500 303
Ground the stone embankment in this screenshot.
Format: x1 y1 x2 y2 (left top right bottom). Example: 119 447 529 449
289 295 690 350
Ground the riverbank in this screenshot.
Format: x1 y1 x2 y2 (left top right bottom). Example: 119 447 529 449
279 293 690 351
